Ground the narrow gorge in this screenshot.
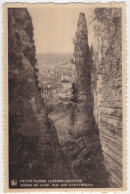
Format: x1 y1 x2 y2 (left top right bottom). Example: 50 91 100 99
8 7 123 189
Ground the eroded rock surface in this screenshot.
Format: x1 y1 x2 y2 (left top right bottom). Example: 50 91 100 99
8 8 65 185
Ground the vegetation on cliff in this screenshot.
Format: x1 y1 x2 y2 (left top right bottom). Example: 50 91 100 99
8 8 64 185
8 7 122 188
91 8 122 187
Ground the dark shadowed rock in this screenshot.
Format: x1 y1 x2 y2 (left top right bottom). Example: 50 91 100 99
8 8 65 184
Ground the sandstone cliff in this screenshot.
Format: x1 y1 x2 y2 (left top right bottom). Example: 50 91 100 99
72 13 97 137
8 8 64 185
73 9 123 188
92 8 122 187
71 12 109 187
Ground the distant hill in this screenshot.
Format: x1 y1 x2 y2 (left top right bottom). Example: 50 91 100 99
37 53 73 65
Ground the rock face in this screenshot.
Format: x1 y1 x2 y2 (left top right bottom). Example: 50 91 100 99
8 8 64 185
72 13 94 134
92 8 122 187
72 13 109 188
8 8 122 188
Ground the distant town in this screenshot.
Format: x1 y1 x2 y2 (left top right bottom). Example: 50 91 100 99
37 54 75 110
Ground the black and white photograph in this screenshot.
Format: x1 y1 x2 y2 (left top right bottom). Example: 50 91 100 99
4 3 126 191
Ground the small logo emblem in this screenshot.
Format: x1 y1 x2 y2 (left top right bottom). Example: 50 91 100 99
11 179 17 186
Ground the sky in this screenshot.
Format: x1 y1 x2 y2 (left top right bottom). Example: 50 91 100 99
28 5 94 55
